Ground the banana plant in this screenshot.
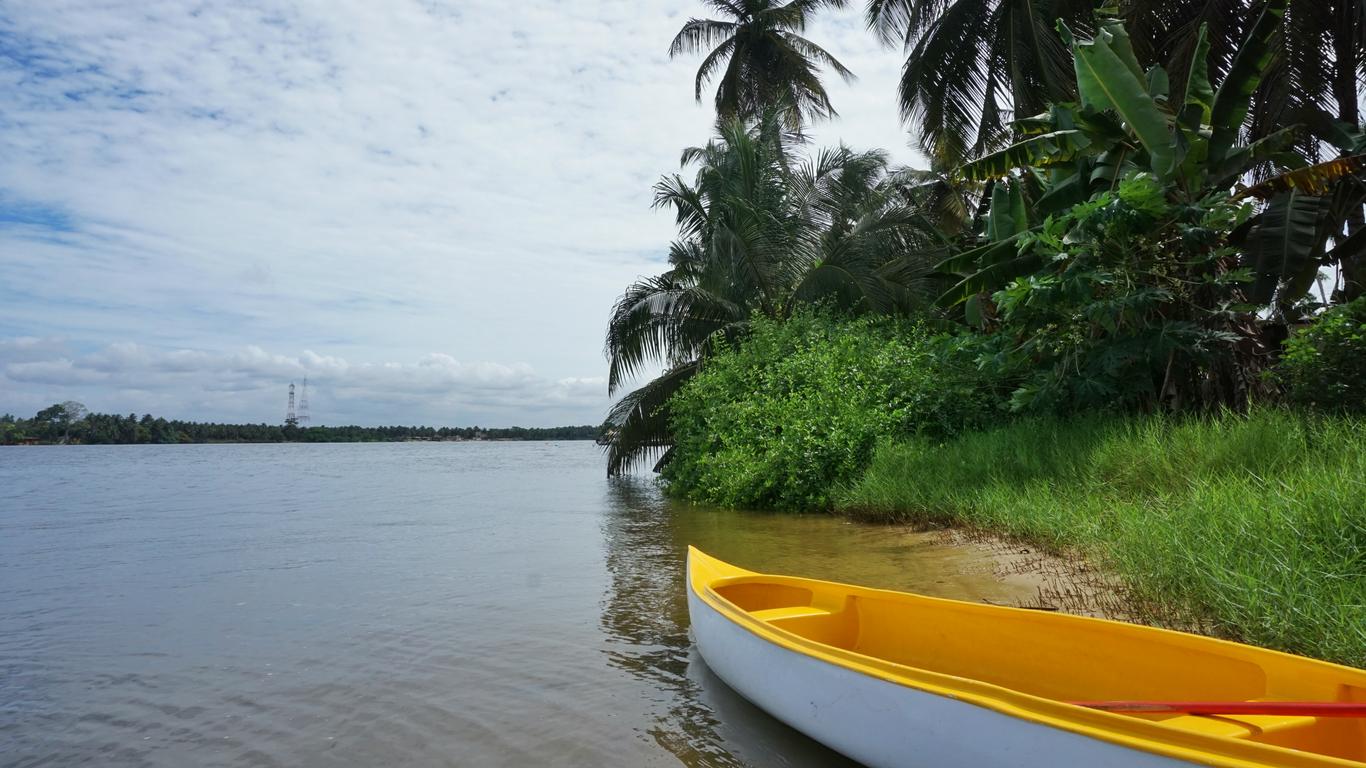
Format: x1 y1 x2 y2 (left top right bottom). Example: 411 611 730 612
939 0 1299 307
1232 123 1366 310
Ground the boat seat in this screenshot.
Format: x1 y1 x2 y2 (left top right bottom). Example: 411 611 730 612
750 605 832 623
1155 713 1319 741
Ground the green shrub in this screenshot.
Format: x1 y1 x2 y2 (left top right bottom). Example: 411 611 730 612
981 174 1253 415
1280 297 1366 412
663 312 1003 510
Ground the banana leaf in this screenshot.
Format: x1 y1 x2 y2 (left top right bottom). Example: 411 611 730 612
936 233 1041 306
1237 155 1366 200
1326 226 1366 267
1182 24 1214 128
1036 165 1087 216
1237 190 1329 304
1062 20 1176 179
1146 65 1169 102
985 179 1030 241
956 130 1087 181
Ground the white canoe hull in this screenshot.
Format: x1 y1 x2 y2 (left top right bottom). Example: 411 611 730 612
688 586 1197 768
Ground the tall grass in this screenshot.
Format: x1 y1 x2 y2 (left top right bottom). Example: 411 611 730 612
837 410 1366 667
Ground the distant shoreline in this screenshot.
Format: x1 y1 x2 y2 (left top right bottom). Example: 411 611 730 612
2 408 605 446
3 436 601 446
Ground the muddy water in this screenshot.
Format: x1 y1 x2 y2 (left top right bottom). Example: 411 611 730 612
2 442 1040 767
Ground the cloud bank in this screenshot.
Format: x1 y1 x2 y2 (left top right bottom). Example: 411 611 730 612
0 337 606 426
0 1 920 425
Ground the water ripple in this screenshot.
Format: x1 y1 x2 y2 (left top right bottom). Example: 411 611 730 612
2 443 891 766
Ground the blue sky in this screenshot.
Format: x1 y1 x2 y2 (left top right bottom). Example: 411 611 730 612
0 1 919 427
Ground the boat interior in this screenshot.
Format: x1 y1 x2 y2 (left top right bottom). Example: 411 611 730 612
709 576 1366 763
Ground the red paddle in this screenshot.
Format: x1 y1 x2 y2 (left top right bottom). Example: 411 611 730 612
1071 701 1366 717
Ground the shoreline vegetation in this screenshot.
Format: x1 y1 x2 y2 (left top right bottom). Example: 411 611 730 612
654 312 1366 665
600 1 1366 668
0 408 602 446
840 412 1366 668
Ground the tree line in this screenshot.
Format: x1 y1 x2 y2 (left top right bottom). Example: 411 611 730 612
0 404 602 445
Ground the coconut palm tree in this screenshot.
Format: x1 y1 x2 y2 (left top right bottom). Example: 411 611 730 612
866 0 1365 168
603 113 944 474
670 0 856 128
864 0 1093 165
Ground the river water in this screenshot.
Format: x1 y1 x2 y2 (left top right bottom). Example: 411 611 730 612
1 442 1035 767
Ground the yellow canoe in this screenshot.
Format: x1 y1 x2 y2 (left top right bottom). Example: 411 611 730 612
686 547 1366 768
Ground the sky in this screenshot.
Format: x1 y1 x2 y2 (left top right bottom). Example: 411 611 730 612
0 0 923 427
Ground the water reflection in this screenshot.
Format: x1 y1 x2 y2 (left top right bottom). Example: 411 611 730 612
598 477 861 767
598 475 1054 766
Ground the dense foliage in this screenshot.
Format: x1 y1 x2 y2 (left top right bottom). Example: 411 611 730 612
606 0 1366 485
839 410 1366 666
1279 296 1366 412
945 6 1364 315
866 0 1366 174
663 313 999 509
0 408 601 445
978 175 1258 413
602 114 943 474
595 0 1366 667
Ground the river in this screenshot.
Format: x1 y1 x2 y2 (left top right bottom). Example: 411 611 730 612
0 442 1038 767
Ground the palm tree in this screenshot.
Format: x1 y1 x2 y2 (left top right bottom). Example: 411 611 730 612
670 0 856 128
604 116 798 475
603 113 943 474
866 0 1365 166
865 0 1093 165
1117 0 1363 166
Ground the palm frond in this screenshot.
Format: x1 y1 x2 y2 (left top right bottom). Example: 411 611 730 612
865 0 914 47
670 18 739 56
604 360 704 477
693 36 739 101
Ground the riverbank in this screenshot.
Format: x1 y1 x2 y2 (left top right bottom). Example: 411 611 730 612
837 409 1366 667
0 410 602 445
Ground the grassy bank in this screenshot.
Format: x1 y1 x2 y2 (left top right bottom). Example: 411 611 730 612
837 410 1366 667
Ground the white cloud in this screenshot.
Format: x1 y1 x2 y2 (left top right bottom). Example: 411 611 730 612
0 337 608 426
0 1 921 424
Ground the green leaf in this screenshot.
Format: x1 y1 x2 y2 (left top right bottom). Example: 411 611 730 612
985 180 1029 241
1326 225 1366 268
1036 166 1087 216
1097 19 1145 82
1237 190 1329 305
956 130 1087 181
1208 0 1288 164
964 293 986 328
1209 126 1300 188
937 236 1044 306
1146 65 1169 102
1182 24 1213 127
1015 112 1057 136
1063 20 1176 179
1088 148 1134 194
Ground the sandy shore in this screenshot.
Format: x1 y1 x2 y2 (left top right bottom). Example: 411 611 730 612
894 527 1180 629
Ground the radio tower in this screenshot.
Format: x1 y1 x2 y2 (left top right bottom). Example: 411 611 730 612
285 382 298 427
298 377 311 426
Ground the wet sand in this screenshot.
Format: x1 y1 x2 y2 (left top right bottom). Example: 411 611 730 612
910 527 1141 620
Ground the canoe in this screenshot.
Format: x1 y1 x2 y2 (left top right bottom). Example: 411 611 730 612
686 547 1366 768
